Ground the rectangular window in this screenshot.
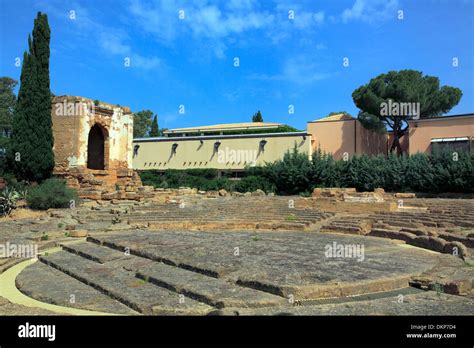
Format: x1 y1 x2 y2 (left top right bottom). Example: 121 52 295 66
431 137 470 154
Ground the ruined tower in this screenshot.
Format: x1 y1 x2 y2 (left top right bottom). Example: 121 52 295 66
51 95 142 200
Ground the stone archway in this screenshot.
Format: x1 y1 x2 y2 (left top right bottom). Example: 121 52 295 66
87 124 106 170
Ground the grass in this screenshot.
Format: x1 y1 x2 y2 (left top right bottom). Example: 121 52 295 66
285 214 296 221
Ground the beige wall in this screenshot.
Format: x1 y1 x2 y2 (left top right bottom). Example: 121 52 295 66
408 117 474 155
307 119 386 159
308 119 356 159
356 121 387 156
133 133 310 170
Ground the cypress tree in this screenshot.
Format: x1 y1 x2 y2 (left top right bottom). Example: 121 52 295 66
252 110 263 122
149 115 159 137
10 12 54 182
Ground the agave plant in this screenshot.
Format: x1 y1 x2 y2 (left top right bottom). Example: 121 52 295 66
18 188 28 200
0 187 21 217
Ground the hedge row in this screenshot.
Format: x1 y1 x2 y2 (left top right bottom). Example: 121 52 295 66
140 148 474 195
251 148 474 195
139 169 275 193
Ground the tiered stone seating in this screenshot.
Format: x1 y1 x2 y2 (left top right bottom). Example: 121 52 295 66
72 197 334 231
319 199 474 257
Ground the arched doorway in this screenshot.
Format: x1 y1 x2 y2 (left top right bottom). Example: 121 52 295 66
87 124 106 170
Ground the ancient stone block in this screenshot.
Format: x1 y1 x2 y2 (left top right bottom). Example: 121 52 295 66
68 230 88 237
443 241 468 259
251 189 265 197
395 193 416 198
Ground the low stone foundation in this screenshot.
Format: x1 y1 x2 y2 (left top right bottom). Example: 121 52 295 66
54 167 147 201
312 187 385 203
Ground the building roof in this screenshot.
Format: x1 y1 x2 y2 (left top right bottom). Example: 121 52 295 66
408 113 474 123
163 122 283 134
311 113 354 122
134 131 308 142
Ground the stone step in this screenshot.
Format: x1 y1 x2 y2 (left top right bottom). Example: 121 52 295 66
61 242 128 264
125 216 321 224
321 225 363 234
135 263 287 309
87 235 236 278
16 261 137 315
39 251 213 315
60 241 286 309
75 211 328 219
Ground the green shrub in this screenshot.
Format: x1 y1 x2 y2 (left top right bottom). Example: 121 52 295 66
405 153 435 192
0 172 29 192
263 147 313 195
346 154 386 191
27 178 78 210
138 148 474 195
383 153 407 192
430 150 473 193
233 175 275 193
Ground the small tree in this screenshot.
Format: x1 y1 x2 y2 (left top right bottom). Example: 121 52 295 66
252 110 263 122
133 110 154 138
149 115 159 137
352 70 462 154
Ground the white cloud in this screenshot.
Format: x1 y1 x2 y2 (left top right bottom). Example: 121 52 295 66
126 1 330 58
227 0 258 10
247 55 332 85
130 55 163 70
128 0 181 43
341 0 399 24
128 0 274 41
41 0 163 71
281 56 332 84
293 10 325 29
267 1 326 44
99 32 131 56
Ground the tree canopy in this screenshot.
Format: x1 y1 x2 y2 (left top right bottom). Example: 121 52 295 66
0 77 17 142
327 111 351 117
352 70 462 154
252 110 263 122
133 110 155 138
149 115 159 137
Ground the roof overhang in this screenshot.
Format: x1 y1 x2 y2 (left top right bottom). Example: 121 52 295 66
134 132 309 143
431 137 469 143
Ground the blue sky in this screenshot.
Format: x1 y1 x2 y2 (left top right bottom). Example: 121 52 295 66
0 0 473 130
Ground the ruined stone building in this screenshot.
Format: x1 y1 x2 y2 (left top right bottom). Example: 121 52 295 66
51 96 142 200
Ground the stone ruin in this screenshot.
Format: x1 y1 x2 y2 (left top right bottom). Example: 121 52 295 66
312 187 385 203
51 96 146 200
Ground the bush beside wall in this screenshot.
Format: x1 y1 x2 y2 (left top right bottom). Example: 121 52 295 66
27 178 78 210
139 149 474 195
